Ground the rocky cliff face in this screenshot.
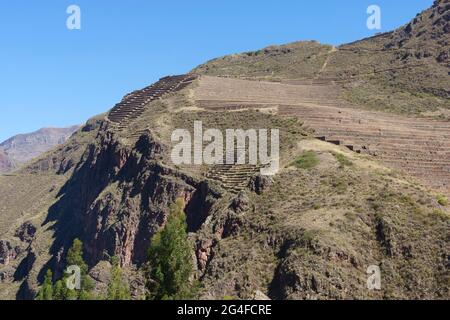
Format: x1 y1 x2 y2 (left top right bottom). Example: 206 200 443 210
28 121 220 283
0 150 14 172
378 0 449 98
0 240 21 265
0 126 80 172
386 0 449 53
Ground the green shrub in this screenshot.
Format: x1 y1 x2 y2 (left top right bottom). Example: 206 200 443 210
291 151 319 170
332 152 353 167
301 230 319 244
36 270 54 300
36 239 96 300
437 194 448 206
107 256 131 300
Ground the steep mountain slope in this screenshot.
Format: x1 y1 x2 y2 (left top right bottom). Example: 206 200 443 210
0 126 80 173
0 2 449 300
329 0 450 115
192 75 450 198
0 150 14 172
193 40 332 80
0 75 448 300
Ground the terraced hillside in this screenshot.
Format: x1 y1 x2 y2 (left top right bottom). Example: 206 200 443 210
192 75 450 197
283 105 450 196
108 74 197 126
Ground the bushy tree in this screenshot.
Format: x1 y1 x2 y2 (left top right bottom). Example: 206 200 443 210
66 239 95 300
36 239 137 300
36 269 53 300
52 239 95 300
107 256 131 300
146 199 197 300
52 279 65 300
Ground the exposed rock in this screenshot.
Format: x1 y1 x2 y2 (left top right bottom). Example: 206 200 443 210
0 149 14 172
82 118 103 133
0 266 15 283
128 270 146 300
252 290 271 300
213 192 252 239
230 192 251 213
196 239 215 271
89 261 112 296
248 174 273 195
15 222 37 244
0 240 20 265
185 181 220 232
437 50 449 63
40 129 218 272
221 212 244 239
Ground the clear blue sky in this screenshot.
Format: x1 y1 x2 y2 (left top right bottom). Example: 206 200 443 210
0 0 433 142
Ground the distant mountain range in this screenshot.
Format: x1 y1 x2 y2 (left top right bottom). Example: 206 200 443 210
0 126 80 172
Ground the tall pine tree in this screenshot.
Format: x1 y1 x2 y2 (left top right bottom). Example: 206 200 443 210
52 238 95 300
36 240 134 300
36 269 53 300
107 256 131 300
146 199 197 300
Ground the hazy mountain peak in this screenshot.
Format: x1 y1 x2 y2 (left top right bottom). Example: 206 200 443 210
0 125 80 172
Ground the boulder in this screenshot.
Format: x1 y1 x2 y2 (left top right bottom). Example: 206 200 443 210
252 290 271 300
15 222 37 243
248 174 273 195
0 240 20 265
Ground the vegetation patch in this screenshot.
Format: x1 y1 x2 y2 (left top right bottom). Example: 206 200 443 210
436 194 448 206
291 151 319 170
332 152 353 167
146 199 198 300
300 229 319 244
36 239 131 300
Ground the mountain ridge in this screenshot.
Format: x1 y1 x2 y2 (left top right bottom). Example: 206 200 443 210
0 125 80 173
0 1 448 300
194 0 449 116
